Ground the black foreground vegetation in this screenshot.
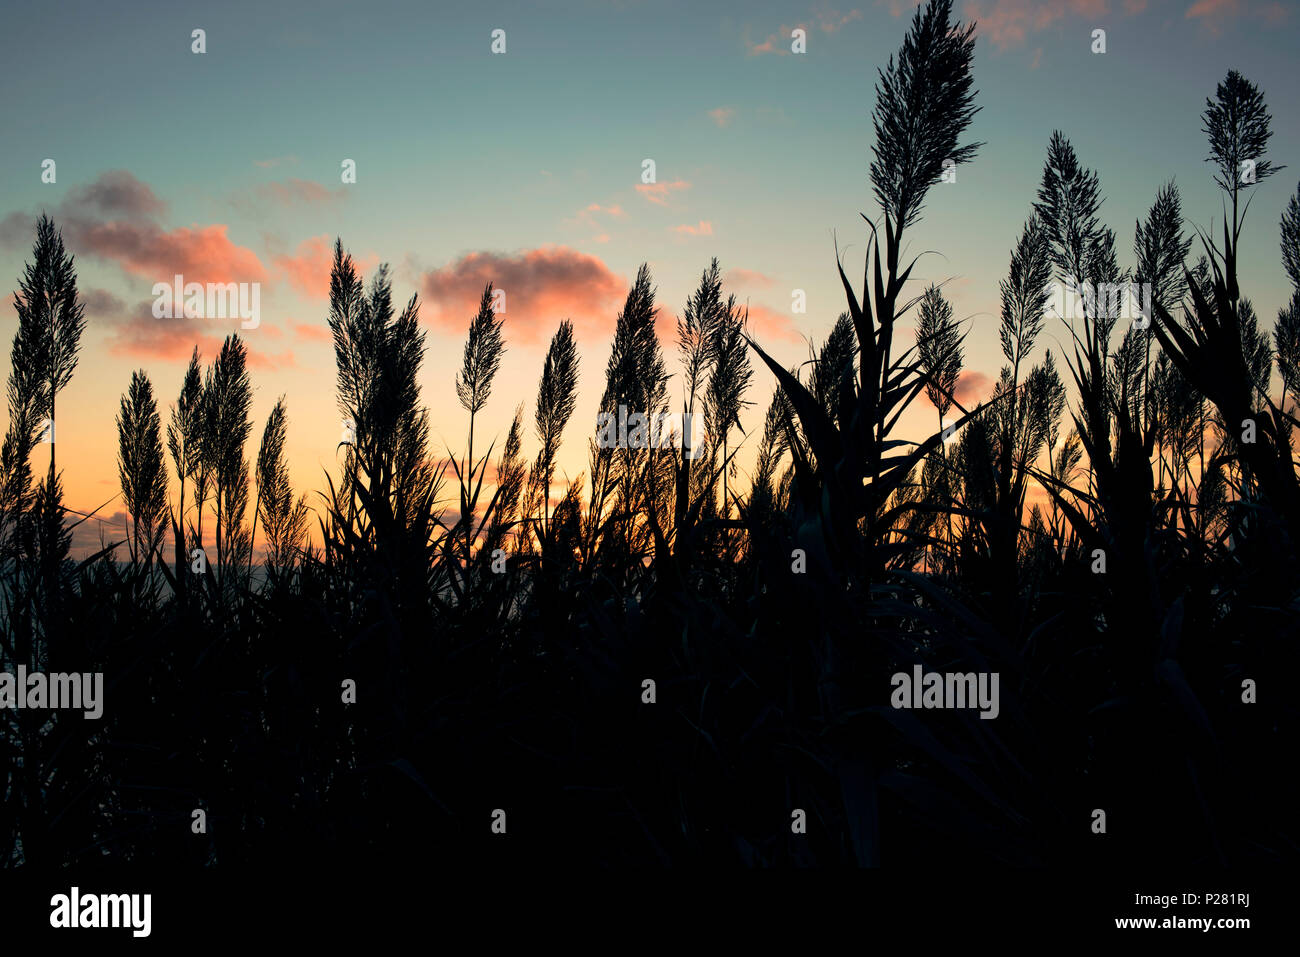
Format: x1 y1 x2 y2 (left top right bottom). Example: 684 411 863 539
3 0 1297 868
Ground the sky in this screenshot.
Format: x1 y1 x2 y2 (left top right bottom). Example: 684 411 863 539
0 0 1297 556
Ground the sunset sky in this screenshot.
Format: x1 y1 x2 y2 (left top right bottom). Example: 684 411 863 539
1 0 1297 555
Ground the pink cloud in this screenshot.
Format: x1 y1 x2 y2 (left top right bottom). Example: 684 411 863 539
293 322 333 343
245 348 297 370
71 221 267 285
880 0 924 17
5 173 297 369
263 178 346 206
636 179 691 206
273 235 377 300
1259 1 1289 22
743 304 803 344
817 8 863 32
747 26 801 56
963 0 1114 51
1186 0 1237 16
420 246 627 345
674 221 714 237
1260 0 1288 22
2 172 263 287
949 370 994 409
273 235 334 300
725 268 777 288
747 12 859 55
568 203 626 238
1185 0 1288 32
707 107 736 127
97 299 293 369
113 329 295 369
747 10 858 55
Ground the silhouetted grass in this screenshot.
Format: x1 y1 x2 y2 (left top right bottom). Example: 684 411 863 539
2 0 1296 869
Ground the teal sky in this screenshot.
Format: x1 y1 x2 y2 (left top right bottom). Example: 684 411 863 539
1 0 1297 549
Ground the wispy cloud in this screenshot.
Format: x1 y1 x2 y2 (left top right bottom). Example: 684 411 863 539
262 178 348 207
293 322 333 343
1186 0 1238 17
673 220 714 237
960 0 1126 51
742 303 803 344
816 7 863 32
566 203 626 244
1186 0 1288 32
878 0 922 17
568 202 626 228
749 7 861 53
725 268 777 288
707 107 736 127
747 25 800 55
253 156 299 168
635 179 691 206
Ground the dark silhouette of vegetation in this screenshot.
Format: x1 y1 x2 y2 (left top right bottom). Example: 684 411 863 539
116 370 168 576
1 0 1295 870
